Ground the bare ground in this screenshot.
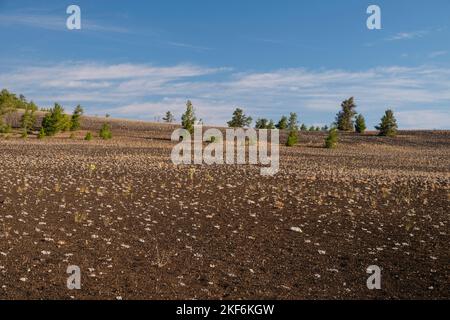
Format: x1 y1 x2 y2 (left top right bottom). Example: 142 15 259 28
0 117 448 300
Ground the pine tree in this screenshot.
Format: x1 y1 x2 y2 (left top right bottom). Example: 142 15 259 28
255 118 269 129
20 107 36 134
375 109 398 137
287 112 298 131
355 114 366 134
84 132 93 141
99 123 112 140
276 116 288 130
227 108 252 128
70 105 84 131
300 123 307 131
335 97 357 131
37 127 45 139
325 128 338 149
41 103 70 136
181 100 196 134
286 130 298 147
163 111 175 123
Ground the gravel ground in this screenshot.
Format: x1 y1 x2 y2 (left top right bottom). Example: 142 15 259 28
0 117 448 299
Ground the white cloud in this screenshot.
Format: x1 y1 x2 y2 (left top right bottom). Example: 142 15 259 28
396 110 450 129
1 62 450 129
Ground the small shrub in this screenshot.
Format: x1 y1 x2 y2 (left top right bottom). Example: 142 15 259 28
99 123 112 140
84 132 93 141
0 124 12 134
21 130 28 139
325 128 338 149
37 128 45 139
206 136 219 143
286 130 298 147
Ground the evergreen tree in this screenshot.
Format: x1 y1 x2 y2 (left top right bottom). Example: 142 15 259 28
255 119 276 129
37 127 45 139
70 105 84 131
325 128 338 149
181 100 196 134
375 109 398 137
163 111 175 123
85 132 93 141
335 97 357 131
41 103 71 136
286 130 298 147
255 118 268 129
287 112 298 131
276 116 288 130
227 108 252 128
0 89 17 130
99 123 112 140
300 123 308 131
355 114 366 134
20 106 36 134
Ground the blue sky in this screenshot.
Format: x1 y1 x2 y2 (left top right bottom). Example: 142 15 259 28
0 0 449 128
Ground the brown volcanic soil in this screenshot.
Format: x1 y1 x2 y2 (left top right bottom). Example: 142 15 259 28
0 116 448 300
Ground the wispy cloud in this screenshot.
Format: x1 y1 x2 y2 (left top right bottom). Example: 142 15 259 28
429 51 448 58
396 110 450 130
1 62 450 129
0 13 129 33
386 30 429 41
166 41 212 52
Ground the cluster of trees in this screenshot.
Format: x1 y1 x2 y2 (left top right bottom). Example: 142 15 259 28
0 89 38 133
176 97 398 149
334 97 397 136
0 89 113 140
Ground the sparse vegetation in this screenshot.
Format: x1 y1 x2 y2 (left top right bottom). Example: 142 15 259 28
0 114 447 300
85 132 93 141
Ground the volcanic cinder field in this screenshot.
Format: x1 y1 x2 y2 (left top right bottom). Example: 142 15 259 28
0 116 448 300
